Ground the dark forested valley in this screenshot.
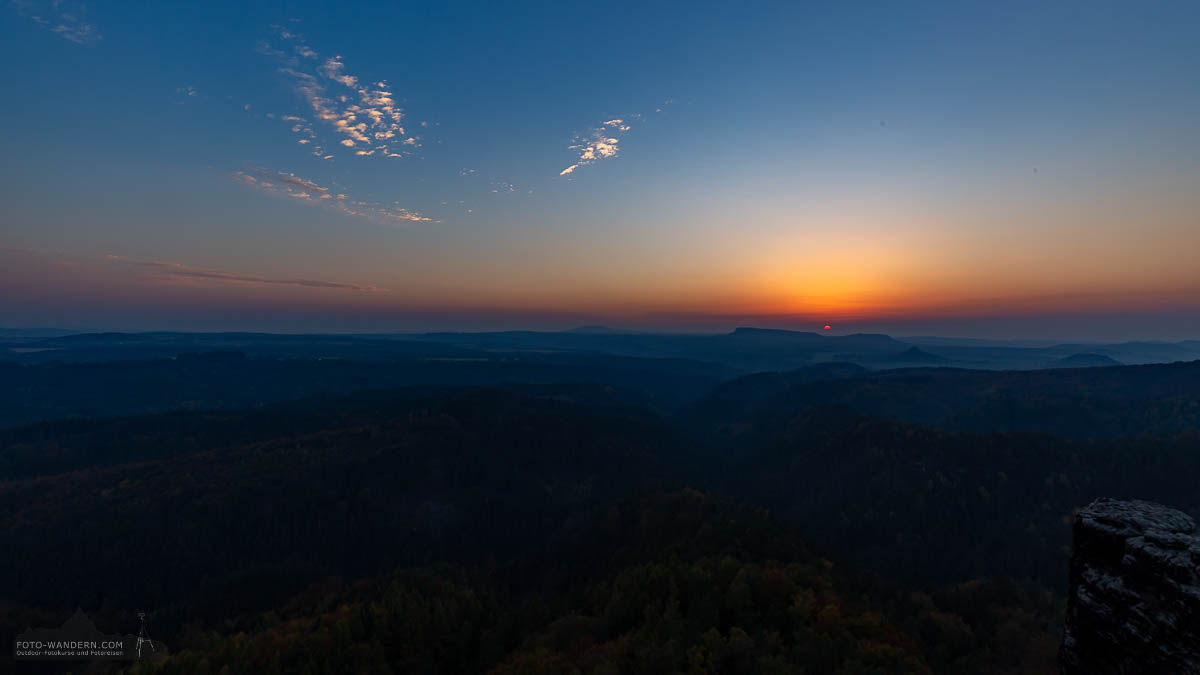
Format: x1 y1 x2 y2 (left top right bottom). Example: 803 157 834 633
2 330 1199 673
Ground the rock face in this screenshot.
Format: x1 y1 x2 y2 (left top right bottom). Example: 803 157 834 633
1061 498 1200 674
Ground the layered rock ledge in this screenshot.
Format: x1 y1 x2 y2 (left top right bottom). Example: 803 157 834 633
1061 497 1200 674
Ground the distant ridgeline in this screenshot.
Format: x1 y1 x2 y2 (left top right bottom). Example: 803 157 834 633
3 327 1199 372
1 329 1200 431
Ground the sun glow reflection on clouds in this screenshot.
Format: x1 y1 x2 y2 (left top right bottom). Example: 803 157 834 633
560 118 634 176
259 26 420 160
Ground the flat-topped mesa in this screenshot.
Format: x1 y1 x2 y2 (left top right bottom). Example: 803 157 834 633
1061 498 1200 674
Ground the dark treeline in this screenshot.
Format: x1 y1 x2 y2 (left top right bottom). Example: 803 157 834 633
0 352 732 427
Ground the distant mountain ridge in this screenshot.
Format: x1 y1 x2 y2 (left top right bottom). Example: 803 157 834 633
4 327 1199 374
895 345 946 363
1053 353 1123 368
683 359 1200 440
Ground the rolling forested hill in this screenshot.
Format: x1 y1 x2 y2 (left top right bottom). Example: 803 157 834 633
2 341 1199 673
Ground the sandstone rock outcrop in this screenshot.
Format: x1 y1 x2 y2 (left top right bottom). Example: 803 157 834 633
1061 498 1200 674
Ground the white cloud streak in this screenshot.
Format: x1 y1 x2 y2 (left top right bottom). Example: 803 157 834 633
559 118 634 176
232 168 435 224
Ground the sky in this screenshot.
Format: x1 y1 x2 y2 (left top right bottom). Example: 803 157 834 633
1 0 1198 340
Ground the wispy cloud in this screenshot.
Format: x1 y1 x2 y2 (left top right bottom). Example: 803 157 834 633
259 25 420 159
559 118 634 177
558 102 674 177
106 255 381 292
232 168 435 224
173 86 198 104
13 0 100 44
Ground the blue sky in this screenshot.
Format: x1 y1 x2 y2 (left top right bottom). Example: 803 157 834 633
2 0 1199 338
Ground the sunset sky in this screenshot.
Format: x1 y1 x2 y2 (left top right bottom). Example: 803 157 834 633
2 1 1198 339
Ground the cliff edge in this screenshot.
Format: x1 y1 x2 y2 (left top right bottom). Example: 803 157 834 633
1061 498 1200 673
